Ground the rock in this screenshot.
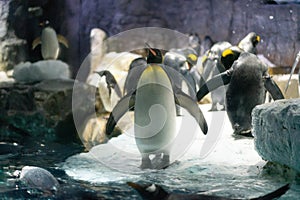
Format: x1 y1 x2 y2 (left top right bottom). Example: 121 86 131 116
13 60 71 83
90 28 107 76
252 98 300 172
0 79 97 144
19 166 59 192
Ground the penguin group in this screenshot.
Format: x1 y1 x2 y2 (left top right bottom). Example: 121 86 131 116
95 31 285 167
92 32 288 198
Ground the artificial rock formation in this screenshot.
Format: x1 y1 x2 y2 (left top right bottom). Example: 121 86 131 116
252 98 300 173
0 79 95 143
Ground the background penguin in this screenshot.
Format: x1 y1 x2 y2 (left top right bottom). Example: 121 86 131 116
127 182 290 200
237 32 260 54
32 20 69 60
106 63 207 169
95 70 122 98
200 32 260 111
200 41 232 111
197 52 284 136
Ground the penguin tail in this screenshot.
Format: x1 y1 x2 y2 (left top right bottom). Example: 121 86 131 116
32 37 41 50
250 184 290 200
57 34 69 48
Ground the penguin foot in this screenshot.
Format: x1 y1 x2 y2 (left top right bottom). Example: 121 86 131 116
152 154 170 169
140 156 153 169
233 130 253 139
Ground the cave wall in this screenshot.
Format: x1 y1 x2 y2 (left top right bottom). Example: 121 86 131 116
6 0 300 79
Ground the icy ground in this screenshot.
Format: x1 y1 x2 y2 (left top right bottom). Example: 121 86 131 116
62 105 299 199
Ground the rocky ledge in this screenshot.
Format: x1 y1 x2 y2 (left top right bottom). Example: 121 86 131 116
0 79 97 144
252 98 300 173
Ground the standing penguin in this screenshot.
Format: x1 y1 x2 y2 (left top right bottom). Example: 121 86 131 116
127 182 290 200
201 41 232 111
94 70 122 98
106 62 207 169
32 20 69 60
197 52 284 136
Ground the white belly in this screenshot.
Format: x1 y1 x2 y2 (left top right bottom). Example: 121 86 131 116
134 65 177 154
41 27 59 60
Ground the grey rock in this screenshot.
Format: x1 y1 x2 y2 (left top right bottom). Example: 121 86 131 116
19 166 59 192
252 98 300 172
0 79 98 143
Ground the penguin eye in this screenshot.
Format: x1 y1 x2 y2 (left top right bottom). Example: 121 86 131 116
146 184 157 192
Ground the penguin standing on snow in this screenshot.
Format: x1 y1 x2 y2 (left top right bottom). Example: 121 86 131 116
32 20 69 60
197 52 284 136
106 46 207 169
127 182 290 200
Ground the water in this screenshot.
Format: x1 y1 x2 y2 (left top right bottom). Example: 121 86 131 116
1 105 300 199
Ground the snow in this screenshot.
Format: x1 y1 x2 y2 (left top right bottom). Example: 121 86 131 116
62 104 299 199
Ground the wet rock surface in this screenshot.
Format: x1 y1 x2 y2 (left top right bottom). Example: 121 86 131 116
0 79 95 144
252 98 300 172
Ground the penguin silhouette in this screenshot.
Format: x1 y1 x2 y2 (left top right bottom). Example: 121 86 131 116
127 182 290 200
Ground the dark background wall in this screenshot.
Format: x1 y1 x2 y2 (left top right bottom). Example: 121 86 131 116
7 0 300 78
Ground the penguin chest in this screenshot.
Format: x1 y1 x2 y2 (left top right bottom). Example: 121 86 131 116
134 66 177 153
41 28 60 60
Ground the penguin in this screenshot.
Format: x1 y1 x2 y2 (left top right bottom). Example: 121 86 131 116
237 32 260 54
197 52 284 136
106 64 207 169
127 182 290 200
200 32 260 111
201 41 232 111
32 20 69 60
95 70 122 98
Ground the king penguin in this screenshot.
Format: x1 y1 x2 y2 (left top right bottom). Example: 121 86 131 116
32 20 69 60
127 182 290 200
106 47 207 169
197 52 284 136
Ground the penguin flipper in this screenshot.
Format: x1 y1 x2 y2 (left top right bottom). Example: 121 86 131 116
264 75 284 100
57 34 69 48
196 69 232 101
106 92 135 135
174 90 208 135
32 37 41 50
250 184 290 200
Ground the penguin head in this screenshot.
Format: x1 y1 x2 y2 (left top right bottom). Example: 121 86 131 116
221 46 242 69
186 53 198 69
127 182 169 200
250 32 260 47
145 43 163 64
39 20 50 27
238 32 260 53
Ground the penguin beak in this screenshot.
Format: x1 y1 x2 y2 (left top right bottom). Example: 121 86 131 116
145 43 157 56
127 182 144 190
